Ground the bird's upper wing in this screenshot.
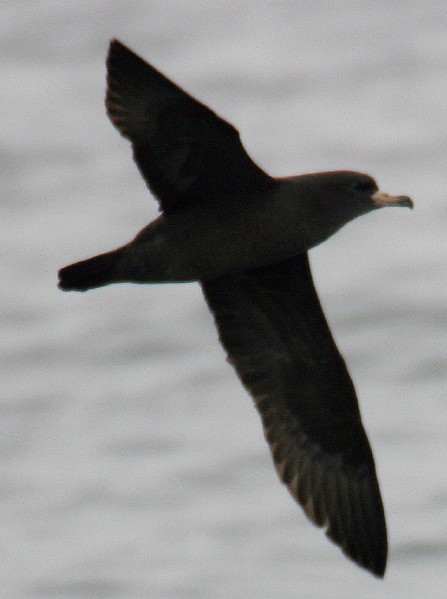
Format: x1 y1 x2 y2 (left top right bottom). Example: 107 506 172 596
201 253 387 577
105 40 277 214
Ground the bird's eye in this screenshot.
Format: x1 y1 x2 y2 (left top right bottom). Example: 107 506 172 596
351 179 375 193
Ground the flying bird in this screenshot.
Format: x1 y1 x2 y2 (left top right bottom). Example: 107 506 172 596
59 40 413 577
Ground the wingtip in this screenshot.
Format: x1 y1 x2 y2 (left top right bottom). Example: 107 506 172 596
107 39 141 67
108 38 129 61
368 555 386 578
325 521 387 578
375 564 386 579
109 38 124 50
333 532 387 578
361 552 387 579
106 39 150 77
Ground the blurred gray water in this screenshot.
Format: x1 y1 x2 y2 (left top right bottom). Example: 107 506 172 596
1 1 446 597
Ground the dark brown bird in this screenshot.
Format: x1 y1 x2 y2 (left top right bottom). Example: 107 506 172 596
59 40 413 577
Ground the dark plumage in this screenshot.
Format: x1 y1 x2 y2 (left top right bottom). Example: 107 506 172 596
59 40 413 576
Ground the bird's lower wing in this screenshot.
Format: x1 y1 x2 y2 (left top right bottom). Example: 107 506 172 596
201 253 387 577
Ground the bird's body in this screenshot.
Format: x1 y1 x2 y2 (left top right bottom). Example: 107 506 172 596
59 40 413 577
65 173 384 288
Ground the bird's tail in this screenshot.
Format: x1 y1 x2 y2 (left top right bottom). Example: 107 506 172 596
58 248 124 292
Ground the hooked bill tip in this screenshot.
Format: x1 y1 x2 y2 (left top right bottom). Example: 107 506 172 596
397 196 413 209
371 191 414 209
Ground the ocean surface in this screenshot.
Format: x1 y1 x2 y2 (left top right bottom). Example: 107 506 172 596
2 1 446 597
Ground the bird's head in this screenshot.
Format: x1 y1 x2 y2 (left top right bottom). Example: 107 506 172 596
289 171 413 251
345 171 413 210
312 170 413 215
289 170 413 248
